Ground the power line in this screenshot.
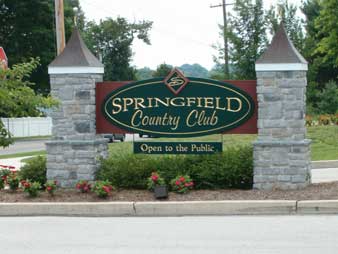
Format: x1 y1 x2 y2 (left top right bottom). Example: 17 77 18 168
210 0 234 77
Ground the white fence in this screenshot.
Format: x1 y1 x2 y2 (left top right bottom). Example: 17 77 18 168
1 117 52 137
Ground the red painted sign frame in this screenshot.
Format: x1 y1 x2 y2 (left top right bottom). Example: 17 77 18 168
96 80 257 134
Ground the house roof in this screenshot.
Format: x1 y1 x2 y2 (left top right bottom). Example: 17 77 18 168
0 47 8 61
49 27 103 68
256 23 307 64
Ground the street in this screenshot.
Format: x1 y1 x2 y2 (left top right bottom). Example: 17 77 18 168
0 216 337 254
0 134 144 156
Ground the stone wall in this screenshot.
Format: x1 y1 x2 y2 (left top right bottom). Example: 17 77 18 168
46 73 108 187
253 70 311 190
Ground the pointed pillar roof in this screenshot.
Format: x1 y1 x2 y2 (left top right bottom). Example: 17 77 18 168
256 24 307 71
48 28 104 74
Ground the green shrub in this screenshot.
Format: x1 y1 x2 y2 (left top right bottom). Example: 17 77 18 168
19 156 46 185
97 145 253 190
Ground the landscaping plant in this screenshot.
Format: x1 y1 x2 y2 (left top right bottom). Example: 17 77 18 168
19 156 46 185
93 180 113 198
147 172 165 190
7 171 20 191
170 175 194 194
0 166 14 184
45 180 58 195
21 180 41 198
76 180 92 193
0 176 4 190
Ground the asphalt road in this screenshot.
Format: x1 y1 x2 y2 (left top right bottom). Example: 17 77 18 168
0 216 337 254
0 134 144 155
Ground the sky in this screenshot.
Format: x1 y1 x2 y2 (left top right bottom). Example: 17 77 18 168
79 0 302 71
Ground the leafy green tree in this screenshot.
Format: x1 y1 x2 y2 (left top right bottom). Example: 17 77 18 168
221 0 267 79
301 0 338 113
136 67 153 80
0 58 58 147
314 0 338 68
84 18 152 81
266 0 305 53
0 0 83 93
152 63 173 78
179 64 209 78
316 81 338 114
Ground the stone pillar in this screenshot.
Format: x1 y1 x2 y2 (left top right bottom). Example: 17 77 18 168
253 24 311 190
46 28 108 187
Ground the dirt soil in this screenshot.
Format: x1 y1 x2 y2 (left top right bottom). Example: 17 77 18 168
1 182 338 202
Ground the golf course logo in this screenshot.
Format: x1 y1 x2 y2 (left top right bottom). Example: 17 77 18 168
164 68 189 95
102 69 255 137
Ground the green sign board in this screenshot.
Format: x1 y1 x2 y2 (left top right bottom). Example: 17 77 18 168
102 68 255 138
134 142 223 154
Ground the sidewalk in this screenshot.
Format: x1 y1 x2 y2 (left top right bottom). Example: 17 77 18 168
0 156 32 170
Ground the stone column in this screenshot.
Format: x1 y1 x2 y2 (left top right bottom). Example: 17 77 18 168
46 28 108 187
253 25 311 190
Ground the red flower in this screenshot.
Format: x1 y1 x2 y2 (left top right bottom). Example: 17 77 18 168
8 166 15 170
175 180 180 186
179 176 185 182
102 186 111 193
151 175 159 182
47 186 52 191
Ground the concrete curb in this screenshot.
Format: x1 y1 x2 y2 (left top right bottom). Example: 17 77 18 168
0 202 135 216
134 201 297 216
1 200 338 216
297 200 338 214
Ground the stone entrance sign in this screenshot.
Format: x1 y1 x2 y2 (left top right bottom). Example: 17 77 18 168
46 24 311 189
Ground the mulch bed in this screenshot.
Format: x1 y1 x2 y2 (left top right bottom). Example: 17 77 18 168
1 182 338 202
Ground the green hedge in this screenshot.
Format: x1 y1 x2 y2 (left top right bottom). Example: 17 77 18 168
96 145 253 190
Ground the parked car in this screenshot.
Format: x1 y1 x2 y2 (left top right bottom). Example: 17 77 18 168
103 133 125 142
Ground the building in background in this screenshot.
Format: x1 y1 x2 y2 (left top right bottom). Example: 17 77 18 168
0 47 8 69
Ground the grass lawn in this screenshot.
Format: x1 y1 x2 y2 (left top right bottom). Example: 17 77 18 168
0 150 46 160
109 126 338 161
307 125 338 161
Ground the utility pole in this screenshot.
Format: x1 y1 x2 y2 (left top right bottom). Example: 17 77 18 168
210 0 233 77
54 0 66 55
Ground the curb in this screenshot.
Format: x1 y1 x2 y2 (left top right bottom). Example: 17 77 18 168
1 200 338 217
134 201 296 216
0 202 135 217
297 200 338 214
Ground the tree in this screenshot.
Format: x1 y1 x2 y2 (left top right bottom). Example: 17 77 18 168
315 0 338 68
136 67 153 80
316 81 338 114
266 0 305 53
301 0 338 113
152 63 173 78
84 18 152 81
0 0 82 93
179 64 209 78
0 58 58 147
219 0 267 79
